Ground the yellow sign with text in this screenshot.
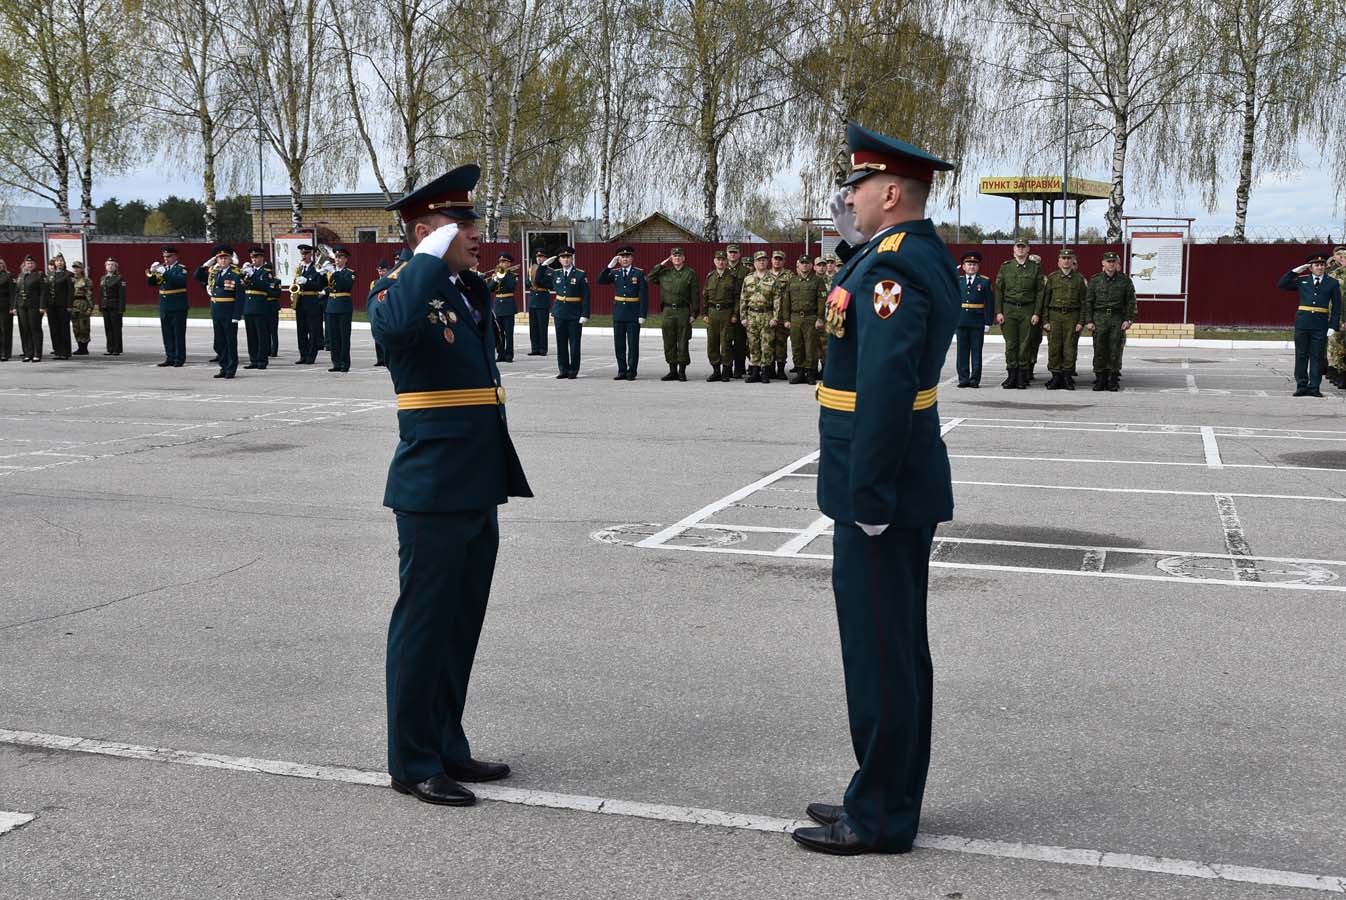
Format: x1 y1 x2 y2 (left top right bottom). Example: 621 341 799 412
979 176 1111 199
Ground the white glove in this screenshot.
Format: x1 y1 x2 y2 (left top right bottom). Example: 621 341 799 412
829 189 864 245
1330 328 1338 337
242 264 255 276
579 317 588 325
319 261 336 275
857 522 888 537
296 275 308 286
151 263 164 274
543 255 558 267
984 324 991 334
637 317 645 324
415 222 459 259
608 255 620 269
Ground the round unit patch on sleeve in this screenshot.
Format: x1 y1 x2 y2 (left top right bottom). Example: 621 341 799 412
873 280 902 319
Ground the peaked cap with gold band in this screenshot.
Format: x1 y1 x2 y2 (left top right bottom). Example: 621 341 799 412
386 164 481 220
841 121 954 187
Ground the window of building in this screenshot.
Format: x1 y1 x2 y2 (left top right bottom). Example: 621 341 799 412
356 227 378 243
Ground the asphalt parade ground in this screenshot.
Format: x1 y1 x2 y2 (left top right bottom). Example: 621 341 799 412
2 322 1345 899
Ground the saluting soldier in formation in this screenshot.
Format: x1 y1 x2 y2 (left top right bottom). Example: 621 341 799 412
598 245 648 380
648 246 699 381
487 253 519 363
954 250 993 388
1083 250 1136 392
526 248 551 356
196 244 245 378
738 250 782 383
768 250 790 379
46 254 74 359
16 255 46 362
0 259 13 361
725 243 749 378
781 253 826 384
1277 251 1342 397
549 247 589 379
148 245 188 366
325 247 356 372
70 261 94 355
701 250 737 381
242 247 273 370
993 239 1044 389
99 257 126 355
1325 245 1346 388
1042 248 1087 390
291 244 325 364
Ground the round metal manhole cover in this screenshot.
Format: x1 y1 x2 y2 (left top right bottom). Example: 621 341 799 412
1156 555 1337 585
591 523 746 548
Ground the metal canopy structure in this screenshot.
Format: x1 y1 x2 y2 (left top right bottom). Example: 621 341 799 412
979 176 1111 245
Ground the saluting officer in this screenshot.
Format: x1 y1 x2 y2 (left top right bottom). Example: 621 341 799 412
648 247 699 381
324 247 356 372
16 255 46 362
487 252 519 362
195 244 245 378
598 245 649 380
291 244 325 364
794 121 958 857
242 247 273 370
1277 251 1342 397
550 246 589 379
954 250 993 387
993 239 1044 388
369 164 532 808
1083 250 1137 392
782 254 826 384
526 248 551 356
1042 248 1087 390
701 250 737 381
147 245 189 366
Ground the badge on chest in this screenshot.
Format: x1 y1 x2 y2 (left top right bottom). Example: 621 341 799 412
873 280 902 320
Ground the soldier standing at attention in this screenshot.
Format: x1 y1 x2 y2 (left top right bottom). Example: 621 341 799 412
1276 251 1342 397
266 257 281 359
993 239 1043 389
1325 245 1346 388
701 250 737 381
291 244 325 364
738 250 782 383
769 249 790 379
1083 250 1136 392
648 246 698 381
46 255 74 359
487 253 519 363
1041 248 1087 390
0 259 13 361
598 245 649 380
1023 252 1046 381
70 261 94 355
242 247 273 370
954 250 993 388
817 254 839 378
793 121 957 857
99 257 126 356
322 247 356 372
195 245 246 379
369 164 532 808
782 254 826 384
16 256 46 362
372 259 391 366
526 248 551 356
725 243 748 378
550 246 589 379
147 246 189 366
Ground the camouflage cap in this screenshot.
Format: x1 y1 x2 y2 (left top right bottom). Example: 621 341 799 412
813 256 826 266
772 250 785 259
1058 248 1076 259
753 250 768 261
1334 245 1346 254
71 260 84 268
1101 251 1120 261
713 250 727 259
726 244 741 253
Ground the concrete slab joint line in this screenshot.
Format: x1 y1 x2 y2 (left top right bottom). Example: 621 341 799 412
1 729 1344 894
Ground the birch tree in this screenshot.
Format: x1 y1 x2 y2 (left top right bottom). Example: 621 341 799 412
583 0 653 238
64 0 137 225
0 0 71 220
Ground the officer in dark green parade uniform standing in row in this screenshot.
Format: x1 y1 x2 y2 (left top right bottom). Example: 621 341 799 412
794 122 957 857
648 247 699 381
324 247 355 372
526 248 551 356
1083 250 1137 392
1277 251 1342 397
0 259 13 361
196 245 245 379
242 247 273 370
1042 248 1087 390
598 245 649 380
290 244 325 364
148 246 189 367
701 250 737 381
46 255 73 359
487 253 519 362
266 259 281 359
954 250 992 388
99 257 126 356
993 239 1043 389
550 246 589 379
16 255 46 362
369 163 532 808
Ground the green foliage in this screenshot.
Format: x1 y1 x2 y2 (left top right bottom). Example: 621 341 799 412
95 198 150 235
215 196 254 243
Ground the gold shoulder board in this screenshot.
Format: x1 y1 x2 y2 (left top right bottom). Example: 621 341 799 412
877 233 906 254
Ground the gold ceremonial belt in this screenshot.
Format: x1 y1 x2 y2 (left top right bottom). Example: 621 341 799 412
245 290 268 296
614 297 641 302
495 293 514 298
298 291 320 296
211 297 236 302
961 303 985 309
397 387 507 410
816 385 937 413
1299 305 1330 313
555 296 582 301
159 288 186 295
329 292 352 298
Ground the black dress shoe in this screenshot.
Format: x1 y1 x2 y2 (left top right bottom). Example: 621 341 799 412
244 364 258 369
1309 389 1324 397
613 373 627 380
442 758 510 783
172 361 184 367
390 775 476 806
157 360 172 367
556 372 568 379
805 802 843 826
208 356 220 363
792 819 896 856
213 372 226 378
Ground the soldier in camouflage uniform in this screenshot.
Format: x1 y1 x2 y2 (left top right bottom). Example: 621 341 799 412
725 243 749 378
1326 245 1346 388
738 250 782 383
993 239 1044 389
1041 248 1087 390
1083 250 1137 392
701 250 737 381
782 254 826 384
816 254 838 377
768 250 790 378
648 247 699 381
70 261 95 355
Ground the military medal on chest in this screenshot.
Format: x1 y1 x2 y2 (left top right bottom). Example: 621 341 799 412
825 285 851 338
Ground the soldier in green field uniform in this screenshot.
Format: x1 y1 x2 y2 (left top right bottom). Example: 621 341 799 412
70 261 94 355
768 250 790 378
725 243 748 378
816 254 838 377
1023 253 1046 381
1083 250 1137 392
1326 245 1346 388
648 247 699 381
782 254 826 384
739 250 782 383
701 250 737 381
1041 248 1087 390
993 239 1043 388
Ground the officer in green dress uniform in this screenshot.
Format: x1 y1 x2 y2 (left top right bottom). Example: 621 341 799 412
0 259 14 361
993 239 1043 389
725 243 748 378
1083 250 1137 392
1042 248 1087 390
768 250 790 378
550 246 590 379
1276 251 1342 397
782 254 826 384
598 245 649 380
701 250 737 381
99 257 126 356
147 246 189 366
369 163 532 808
487 253 519 362
793 122 957 857
242 247 273 369
16 255 47 362
324 247 355 372
195 244 245 378
954 250 993 387
46 255 74 359
648 247 699 381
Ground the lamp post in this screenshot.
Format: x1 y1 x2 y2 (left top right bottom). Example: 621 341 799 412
1058 9 1075 247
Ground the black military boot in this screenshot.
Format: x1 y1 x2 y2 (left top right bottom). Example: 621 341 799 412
1107 372 1120 391
788 369 807 384
1015 367 1029 388
733 359 745 379
74 342 89 355
776 360 786 379
806 368 817 385
1001 370 1016 389
1045 372 1062 390
760 365 772 384
677 364 687 381
1093 370 1108 391
1064 374 1076 391
706 365 722 382
745 366 760 383
661 364 679 381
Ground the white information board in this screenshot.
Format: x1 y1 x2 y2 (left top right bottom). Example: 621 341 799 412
45 232 87 270
272 231 315 289
1129 232 1184 295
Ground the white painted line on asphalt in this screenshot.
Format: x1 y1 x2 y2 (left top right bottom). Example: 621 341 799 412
2 729 1342 893
1214 494 1260 583
1186 373 1200 394
774 515 833 556
948 417 1346 439
1080 549 1106 572
941 417 965 437
1200 427 1223 469
953 480 1346 504
0 810 35 835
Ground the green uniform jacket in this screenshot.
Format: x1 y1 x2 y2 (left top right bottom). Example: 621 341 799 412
1083 271 1138 323
702 269 738 313
993 259 1045 317
782 272 826 321
1043 270 1087 310
647 263 700 316
17 271 47 309
0 271 13 312
47 269 73 308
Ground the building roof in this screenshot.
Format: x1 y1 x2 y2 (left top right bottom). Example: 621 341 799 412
0 205 97 228
610 212 706 243
249 193 394 212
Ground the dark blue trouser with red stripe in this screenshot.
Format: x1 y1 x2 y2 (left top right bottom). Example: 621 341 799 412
832 522 935 851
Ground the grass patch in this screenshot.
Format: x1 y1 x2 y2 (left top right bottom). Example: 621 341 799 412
1194 327 1294 341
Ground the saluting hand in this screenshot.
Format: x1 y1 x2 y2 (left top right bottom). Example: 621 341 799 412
414 222 459 260
607 255 620 269
1121 320 1132 331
